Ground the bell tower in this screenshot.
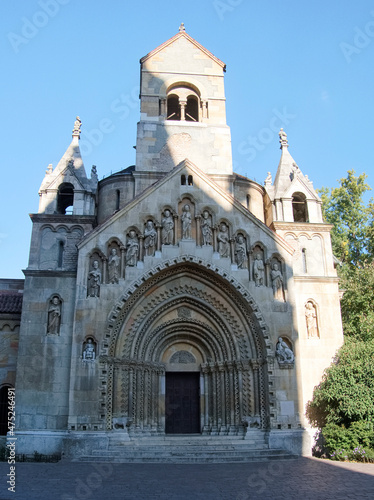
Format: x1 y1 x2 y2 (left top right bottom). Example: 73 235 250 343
135 24 233 176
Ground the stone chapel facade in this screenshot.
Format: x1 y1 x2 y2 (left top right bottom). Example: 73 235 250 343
3 27 344 456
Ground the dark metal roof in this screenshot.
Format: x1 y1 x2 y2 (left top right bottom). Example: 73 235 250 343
0 291 23 314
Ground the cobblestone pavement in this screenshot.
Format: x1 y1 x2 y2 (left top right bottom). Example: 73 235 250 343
0 457 374 500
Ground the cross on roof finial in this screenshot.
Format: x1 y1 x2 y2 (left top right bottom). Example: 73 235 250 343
179 22 185 32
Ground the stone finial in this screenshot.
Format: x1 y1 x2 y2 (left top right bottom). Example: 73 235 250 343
46 164 53 175
91 165 98 179
264 171 272 186
179 22 186 32
279 128 288 149
72 116 82 139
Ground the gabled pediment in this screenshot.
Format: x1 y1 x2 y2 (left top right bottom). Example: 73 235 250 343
282 174 320 201
79 159 294 255
140 30 226 71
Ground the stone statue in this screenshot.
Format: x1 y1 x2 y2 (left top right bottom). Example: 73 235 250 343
72 116 82 138
87 260 101 297
126 230 139 266
253 253 265 286
271 263 285 301
161 209 174 245
275 337 294 364
144 221 157 257
217 223 230 258
279 128 288 148
305 301 319 338
47 296 61 334
181 204 192 239
83 338 96 361
234 234 247 268
201 210 212 246
108 248 120 284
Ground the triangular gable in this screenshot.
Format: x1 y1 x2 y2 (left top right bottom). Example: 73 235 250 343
282 174 321 201
78 159 294 255
140 31 226 70
43 164 87 192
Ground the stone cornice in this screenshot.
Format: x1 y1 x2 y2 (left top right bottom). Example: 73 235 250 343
30 214 96 225
270 222 333 232
23 269 77 278
293 275 339 283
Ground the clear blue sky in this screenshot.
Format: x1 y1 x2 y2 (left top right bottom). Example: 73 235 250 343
1 0 373 278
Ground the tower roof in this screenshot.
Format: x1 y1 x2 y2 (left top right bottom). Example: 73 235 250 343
140 25 226 71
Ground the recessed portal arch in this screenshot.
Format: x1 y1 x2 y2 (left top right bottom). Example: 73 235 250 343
100 258 273 436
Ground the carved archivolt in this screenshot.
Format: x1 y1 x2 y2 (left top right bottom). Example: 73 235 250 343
98 257 275 434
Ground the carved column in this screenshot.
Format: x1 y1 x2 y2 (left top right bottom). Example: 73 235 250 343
251 360 260 417
156 224 162 252
120 245 126 278
202 365 210 434
211 364 218 435
218 362 226 433
102 257 107 284
173 214 178 245
138 235 144 262
195 215 201 246
180 99 187 121
227 362 236 435
201 100 208 120
230 238 235 264
212 226 218 252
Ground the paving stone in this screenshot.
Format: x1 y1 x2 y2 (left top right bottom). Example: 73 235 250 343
0 457 373 500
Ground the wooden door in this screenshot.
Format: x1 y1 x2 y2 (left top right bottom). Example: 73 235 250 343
165 372 200 434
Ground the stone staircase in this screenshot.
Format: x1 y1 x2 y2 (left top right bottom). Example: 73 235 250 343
73 433 298 463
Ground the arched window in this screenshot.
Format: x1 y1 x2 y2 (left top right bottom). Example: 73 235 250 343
302 248 308 273
115 190 120 211
167 95 180 120
186 96 199 122
188 175 193 186
165 85 201 122
292 192 308 222
57 183 74 215
58 240 64 268
181 175 186 185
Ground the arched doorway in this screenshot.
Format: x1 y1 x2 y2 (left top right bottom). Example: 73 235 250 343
101 260 271 436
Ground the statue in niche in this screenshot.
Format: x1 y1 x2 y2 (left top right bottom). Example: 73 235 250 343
82 338 96 361
161 209 174 245
271 262 285 301
87 260 101 297
234 234 247 268
217 223 230 258
201 210 212 246
108 248 120 283
305 301 319 338
275 337 294 364
126 230 139 267
144 221 157 257
181 204 192 239
47 296 61 335
253 253 265 286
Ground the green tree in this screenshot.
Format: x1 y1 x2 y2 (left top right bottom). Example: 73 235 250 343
306 338 374 429
319 170 373 266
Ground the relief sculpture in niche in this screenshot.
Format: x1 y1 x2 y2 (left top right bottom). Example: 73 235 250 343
87 260 101 297
305 301 319 338
161 209 174 245
234 234 247 268
144 221 157 256
126 230 139 266
217 223 230 257
82 338 96 361
275 337 294 365
170 350 196 364
271 263 285 302
253 253 265 286
201 210 212 245
47 296 61 335
108 248 120 283
181 204 192 239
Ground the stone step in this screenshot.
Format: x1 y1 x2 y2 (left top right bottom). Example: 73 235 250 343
74 448 297 463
